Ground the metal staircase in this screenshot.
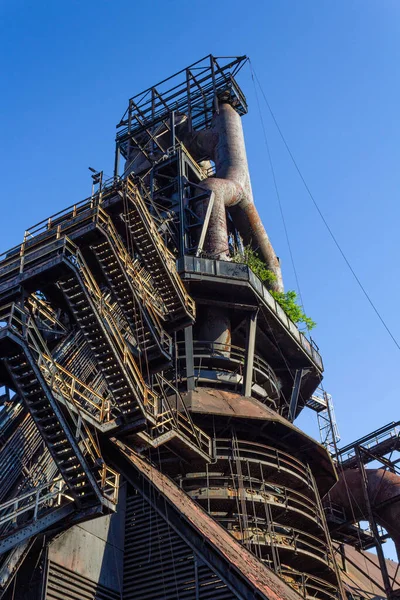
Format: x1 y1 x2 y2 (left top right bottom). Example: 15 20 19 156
93 238 171 369
58 270 149 425
0 174 213 559
0 303 118 510
59 245 210 458
124 176 195 330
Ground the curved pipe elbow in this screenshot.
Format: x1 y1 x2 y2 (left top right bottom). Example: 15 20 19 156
189 104 283 291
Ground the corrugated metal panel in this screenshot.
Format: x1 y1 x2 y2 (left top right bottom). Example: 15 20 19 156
45 561 120 600
123 488 237 600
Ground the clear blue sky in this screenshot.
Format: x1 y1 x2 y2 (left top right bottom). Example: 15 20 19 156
1 0 399 554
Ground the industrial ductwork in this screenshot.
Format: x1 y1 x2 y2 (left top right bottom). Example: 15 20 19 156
187 102 283 292
326 468 400 560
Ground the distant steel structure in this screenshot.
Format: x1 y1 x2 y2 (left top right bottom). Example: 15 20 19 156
0 54 397 600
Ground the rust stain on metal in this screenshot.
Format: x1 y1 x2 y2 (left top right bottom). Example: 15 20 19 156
113 439 302 600
327 468 400 560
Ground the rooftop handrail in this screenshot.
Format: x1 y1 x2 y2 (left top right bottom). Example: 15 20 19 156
23 176 120 240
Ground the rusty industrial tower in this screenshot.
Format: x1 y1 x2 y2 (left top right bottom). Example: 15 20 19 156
0 55 399 600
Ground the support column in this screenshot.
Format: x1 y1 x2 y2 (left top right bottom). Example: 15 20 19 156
288 369 303 422
113 144 120 180
355 447 394 599
184 326 195 392
242 311 257 397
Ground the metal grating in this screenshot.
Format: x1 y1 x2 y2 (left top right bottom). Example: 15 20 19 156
45 561 120 600
123 488 237 600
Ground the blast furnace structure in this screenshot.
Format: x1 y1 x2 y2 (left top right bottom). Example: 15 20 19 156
0 55 397 600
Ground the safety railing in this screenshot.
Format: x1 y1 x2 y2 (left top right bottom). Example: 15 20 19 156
278 568 339 600
243 525 333 569
336 422 400 465
216 439 314 491
92 204 165 318
27 294 67 333
0 303 119 504
0 236 77 285
0 477 69 533
42 360 112 423
176 340 280 398
185 478 323 530
152 374 211 457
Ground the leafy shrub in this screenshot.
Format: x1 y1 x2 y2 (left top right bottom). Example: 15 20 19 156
231 246 277 287
271 290 316 331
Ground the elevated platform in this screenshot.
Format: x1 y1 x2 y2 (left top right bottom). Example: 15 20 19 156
334 421 400 469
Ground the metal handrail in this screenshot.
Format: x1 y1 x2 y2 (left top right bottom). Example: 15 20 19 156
336 421 400 460
153 373 211 454
0 477 69 530
179 256 323 371
0 236 77 282
28 294 67 333
216 439 313 489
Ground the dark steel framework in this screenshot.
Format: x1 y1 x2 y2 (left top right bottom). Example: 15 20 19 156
327 423 400 599
0 55 377 600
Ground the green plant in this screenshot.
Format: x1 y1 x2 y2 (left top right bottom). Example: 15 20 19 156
231 246 277 287
231 245 316 331
271 290 316 331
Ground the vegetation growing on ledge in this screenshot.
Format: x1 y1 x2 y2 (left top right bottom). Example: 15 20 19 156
231 246 278 287
232 245 316 331
270 290 316 331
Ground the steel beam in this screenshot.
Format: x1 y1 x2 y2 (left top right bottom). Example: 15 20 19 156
242 311 257 397
288 369 304 422
0 504 76 556
195 192 215 258
184 325 195 392
355 446 394 599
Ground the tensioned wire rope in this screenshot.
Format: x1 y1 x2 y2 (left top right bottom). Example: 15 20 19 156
248 59 400 353
246 61 397 586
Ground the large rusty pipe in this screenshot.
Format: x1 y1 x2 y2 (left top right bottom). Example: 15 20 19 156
326 468 400 560
188 103 283 292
